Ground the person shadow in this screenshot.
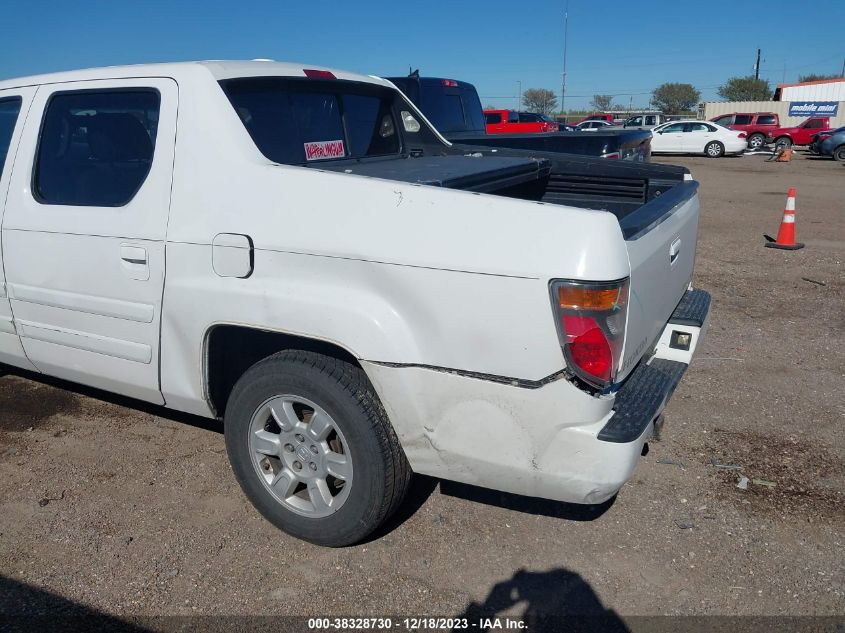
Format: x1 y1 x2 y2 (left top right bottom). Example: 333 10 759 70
455 568 629 633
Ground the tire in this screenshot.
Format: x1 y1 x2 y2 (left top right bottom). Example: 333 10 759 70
775 136 792 149
224 350 411 546
748 133 765 150
704 141 724 158
834 145 845 162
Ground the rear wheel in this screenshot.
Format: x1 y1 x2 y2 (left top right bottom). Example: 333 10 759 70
747 133 765 150
705 141 724 158
224 350 411 546
833 145 845 162
775 136 792 149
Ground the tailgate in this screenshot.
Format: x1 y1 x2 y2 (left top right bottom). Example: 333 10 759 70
617 180 700 381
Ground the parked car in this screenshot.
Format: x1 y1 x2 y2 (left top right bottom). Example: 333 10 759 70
710 112 779 150
388 74 653 161
576 113 616 124
651 120 747 157
809 126 845 154
576 120 613 131
0 61 709 546
616 113 671 129
484 109 559 134
767 117 830 147
819 128 845 161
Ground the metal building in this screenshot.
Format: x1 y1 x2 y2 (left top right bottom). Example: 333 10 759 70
774 78 845 102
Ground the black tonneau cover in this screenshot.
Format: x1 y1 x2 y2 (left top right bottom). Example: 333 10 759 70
317 155 551 193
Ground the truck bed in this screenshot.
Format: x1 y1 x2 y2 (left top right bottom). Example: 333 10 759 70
318 149 690 229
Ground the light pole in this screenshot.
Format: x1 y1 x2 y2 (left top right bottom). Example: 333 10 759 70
517 80 522 110
561 0 569 119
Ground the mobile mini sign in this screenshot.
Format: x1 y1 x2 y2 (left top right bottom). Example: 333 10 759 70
788 101 839 117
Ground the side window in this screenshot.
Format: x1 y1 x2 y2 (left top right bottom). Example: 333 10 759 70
734 115 753 125
485 112 502 124
805 119 823 129
507 111 519 124
0 97 23 174
34 90 160 207
714 115 733 126
662 123 686 133
757 115 776 125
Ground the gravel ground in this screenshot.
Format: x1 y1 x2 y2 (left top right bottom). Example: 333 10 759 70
0 150 842 628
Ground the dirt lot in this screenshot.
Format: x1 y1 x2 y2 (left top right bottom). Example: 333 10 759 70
0 151 843 628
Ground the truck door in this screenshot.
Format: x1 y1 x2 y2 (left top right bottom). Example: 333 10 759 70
0 88 38 370
2 78 177 403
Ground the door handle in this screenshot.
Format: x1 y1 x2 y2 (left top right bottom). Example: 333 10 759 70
670 238 682 265
120 245 148 265
120 245 150 281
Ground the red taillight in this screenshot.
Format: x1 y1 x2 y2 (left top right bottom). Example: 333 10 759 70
602 152 621 159
561 315 613 382
551 279 629 388
303 69 336 79
441 79 458 87
738 132 747 139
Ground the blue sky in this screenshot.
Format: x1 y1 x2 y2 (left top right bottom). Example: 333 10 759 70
2 0 843 111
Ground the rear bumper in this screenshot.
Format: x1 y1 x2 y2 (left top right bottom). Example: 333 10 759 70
598 288 711 443
365 288 711 505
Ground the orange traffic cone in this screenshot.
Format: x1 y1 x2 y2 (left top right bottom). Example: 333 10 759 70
765 188 804 250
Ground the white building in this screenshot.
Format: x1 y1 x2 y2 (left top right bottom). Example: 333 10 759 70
774 78 845 102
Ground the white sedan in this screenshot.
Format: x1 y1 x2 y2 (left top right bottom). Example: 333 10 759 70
650 120 747 157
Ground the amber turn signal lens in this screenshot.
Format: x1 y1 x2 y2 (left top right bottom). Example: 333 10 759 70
558 284 627 311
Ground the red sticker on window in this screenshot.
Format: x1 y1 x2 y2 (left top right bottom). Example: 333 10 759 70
304 139 345 161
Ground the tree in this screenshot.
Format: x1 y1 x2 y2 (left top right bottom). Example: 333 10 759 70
650 83 701 114
522 88 558 115
798 73 841 83
717 76 771 101
484 104 496 110
589 94 613 111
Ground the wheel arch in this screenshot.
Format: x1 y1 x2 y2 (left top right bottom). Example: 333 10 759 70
204 324 363 417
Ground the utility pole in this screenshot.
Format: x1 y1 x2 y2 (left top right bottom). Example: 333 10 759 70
754 48 761 80
841 57 845 78
517 80 522 110
560 0 569 118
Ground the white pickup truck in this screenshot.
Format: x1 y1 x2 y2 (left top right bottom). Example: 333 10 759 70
0 61 710 546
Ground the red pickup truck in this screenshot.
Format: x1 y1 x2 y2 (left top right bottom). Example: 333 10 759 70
484 109 558 134
767 117 830 147
710 112 779 149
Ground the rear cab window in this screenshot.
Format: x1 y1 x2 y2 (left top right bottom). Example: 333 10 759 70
412 79 485 135
222 78 408 165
